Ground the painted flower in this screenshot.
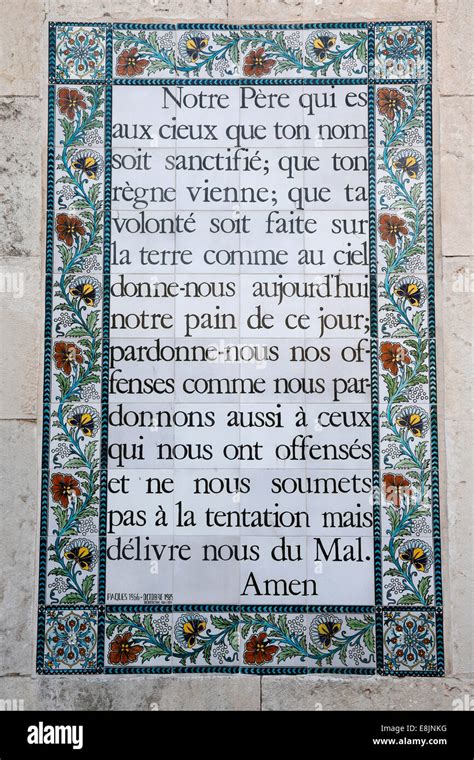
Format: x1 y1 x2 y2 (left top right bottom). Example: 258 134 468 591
67 405 100 437
384 612 435 671
57 87 87 120
309 614 342 648
45 610 96 669
174 614 207 648
393 149 424 180
178 32 209 62
108 632 144 665
243 632 278 665
396 406 429 438
50 473 81 508
71 149 104 180
53 341 83 376
378 29 421 71
382 473 413 508
393 276 426 308
243 47 276 78
399 539 433 572
116 47 150 77
377 87 406 120
56 27 105 80
378 213 409 246
306 31 337 62
380 341 411 376
64 539 97 571
56 213 86 247
68 276 102 307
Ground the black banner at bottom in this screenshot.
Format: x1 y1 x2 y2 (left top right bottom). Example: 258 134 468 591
0 710 471 758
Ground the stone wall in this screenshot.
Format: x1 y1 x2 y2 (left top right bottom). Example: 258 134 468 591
0 0 472 710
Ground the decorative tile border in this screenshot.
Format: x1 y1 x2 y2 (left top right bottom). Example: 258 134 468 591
38 21 442 675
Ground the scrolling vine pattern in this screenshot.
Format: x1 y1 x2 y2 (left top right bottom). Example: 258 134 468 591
113 28 368 79
48 85 104 605
376 84 434 608
105 611 375 669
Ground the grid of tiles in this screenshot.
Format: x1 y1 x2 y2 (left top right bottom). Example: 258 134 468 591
37 21 442 675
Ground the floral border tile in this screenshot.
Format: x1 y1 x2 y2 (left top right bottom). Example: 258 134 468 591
306 612 375 671
44 532 99 606
378 273 429 340
173 611 241 669
177 27 241 79
300 28 368 79
113 27 176 80
239 612 308 669
105 610 174 670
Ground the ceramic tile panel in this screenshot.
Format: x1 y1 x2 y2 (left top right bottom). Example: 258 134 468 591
38 21 442 676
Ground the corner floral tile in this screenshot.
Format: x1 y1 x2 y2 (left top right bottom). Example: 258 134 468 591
239 27 303 79
42 608 98 672
239 611 308 671
43 532 99 606
54 24 107 82
374 24 427 81
105 610 173 670
301 27 368 79
176 27 241 79
44 466 100 547
113 26 176 80
172 610 241 670
306 612 375 671
382 609 438 674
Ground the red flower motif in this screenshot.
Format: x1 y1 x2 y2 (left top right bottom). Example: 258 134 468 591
380 341 411 376
383 473 413 508
116 47 150 77
53 341 83 376
50 473 81 509
57 88 87 120
243 632 278 665
108 632 144 665
243 47 276 78
378 213 409 246
377 88 407 120
56 213 86 247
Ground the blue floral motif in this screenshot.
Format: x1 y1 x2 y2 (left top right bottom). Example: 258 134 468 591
56 25 106 81
44 609 97 671
384 611 436 672
375 25 426 80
